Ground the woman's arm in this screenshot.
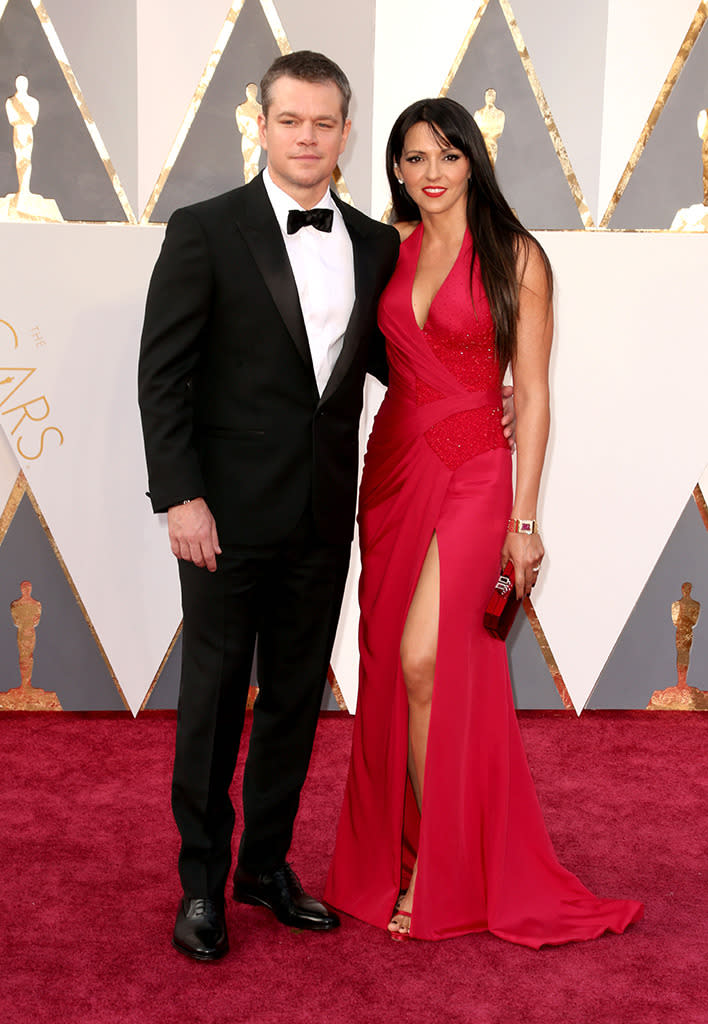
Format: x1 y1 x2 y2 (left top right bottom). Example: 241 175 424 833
500 241 553 597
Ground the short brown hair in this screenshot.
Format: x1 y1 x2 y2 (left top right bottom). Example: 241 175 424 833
260 50 352 120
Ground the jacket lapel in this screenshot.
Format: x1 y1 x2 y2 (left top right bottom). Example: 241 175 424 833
233 174 314 376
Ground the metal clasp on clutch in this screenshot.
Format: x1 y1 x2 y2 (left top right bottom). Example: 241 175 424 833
495 574 513 596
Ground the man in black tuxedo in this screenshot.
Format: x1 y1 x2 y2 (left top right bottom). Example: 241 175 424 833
138 51 399 960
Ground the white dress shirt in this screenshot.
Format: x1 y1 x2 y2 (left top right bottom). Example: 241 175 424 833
263 167 355 396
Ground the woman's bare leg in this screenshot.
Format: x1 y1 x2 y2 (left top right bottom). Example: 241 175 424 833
389 534 440 935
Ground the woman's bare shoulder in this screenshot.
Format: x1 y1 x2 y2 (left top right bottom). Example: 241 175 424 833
393 220 419 242
516 235 552 295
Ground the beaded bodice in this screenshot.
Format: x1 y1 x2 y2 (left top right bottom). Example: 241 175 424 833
377 224 507 469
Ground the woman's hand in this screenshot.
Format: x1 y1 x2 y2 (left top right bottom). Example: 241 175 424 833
500 531 545 598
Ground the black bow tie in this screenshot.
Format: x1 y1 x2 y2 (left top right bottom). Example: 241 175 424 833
287 208 334 234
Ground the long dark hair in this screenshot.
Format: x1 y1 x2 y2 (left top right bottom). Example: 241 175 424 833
386 97 552 371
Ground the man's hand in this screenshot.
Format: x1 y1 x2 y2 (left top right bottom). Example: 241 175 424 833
501 384 516 452
167 498 222 572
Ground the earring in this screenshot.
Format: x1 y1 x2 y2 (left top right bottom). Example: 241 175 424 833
396 178 404 185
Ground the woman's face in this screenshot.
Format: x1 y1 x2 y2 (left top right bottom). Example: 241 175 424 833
395 121 470 217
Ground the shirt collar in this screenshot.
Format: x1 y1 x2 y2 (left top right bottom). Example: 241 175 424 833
263 166 335 236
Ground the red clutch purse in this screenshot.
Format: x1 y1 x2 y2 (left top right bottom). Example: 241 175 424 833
483 560 521 641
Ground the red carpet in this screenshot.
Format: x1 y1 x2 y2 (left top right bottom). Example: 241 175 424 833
1 710 706 1024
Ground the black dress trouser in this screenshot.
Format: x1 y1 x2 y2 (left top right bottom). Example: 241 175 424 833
172 505 351 899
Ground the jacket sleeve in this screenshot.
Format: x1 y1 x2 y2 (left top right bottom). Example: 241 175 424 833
366 227 399 387
137 208 212 513
367 326 389 386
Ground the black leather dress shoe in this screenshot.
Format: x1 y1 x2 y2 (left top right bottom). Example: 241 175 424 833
233 862 340 931
172 897 229 961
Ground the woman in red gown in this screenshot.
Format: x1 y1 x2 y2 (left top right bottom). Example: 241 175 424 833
324 98 643 946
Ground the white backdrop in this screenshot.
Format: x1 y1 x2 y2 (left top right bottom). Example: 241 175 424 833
0 0 706 713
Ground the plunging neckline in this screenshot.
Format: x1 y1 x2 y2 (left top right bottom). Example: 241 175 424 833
409 222 470 332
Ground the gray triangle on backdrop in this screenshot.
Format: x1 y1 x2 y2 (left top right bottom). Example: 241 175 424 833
320 672 342 711
610 20 708 229
507 606 564 709
142 630 182 710
35 0 138 215
271 0 375 213
0 0 126 221
144 627 344 712
447 0 583 229
151 0 281 223
0 493 124 710
588 496 708 708
145 610 566 712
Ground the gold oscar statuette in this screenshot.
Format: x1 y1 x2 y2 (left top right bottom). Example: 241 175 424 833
473 88 505 168
0 581 61 710
647 582 707 710
235 83 263 185
0 76 63 224
670 106 708 232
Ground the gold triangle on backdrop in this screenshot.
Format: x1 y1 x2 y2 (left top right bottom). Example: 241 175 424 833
0 0 137 222
244 664 347 711
139 621 348 712
138 621 182 712
0 470 130 709
694 483 708 532
600 2 707 227
0 471 24 545
645 482 708 710
140 1 249 224
522 598 574 710
140 0 353 224
440 0 594 228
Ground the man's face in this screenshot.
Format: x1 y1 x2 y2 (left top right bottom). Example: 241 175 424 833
258 75 351 206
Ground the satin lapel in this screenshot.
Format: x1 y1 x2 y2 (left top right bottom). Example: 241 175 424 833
234 175 313 375
319 195 375 404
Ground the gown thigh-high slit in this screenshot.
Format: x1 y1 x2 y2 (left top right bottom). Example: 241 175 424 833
324 224 643 946
399 529 439 809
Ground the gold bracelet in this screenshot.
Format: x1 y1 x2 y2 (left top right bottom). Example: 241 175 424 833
507 518 537 535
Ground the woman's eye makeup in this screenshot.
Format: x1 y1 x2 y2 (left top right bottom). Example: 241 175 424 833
401 150 463 163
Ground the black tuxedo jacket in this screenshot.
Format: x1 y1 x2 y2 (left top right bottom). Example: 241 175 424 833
138 173 399 545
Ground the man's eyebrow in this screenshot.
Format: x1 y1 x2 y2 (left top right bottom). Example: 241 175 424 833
276 110 338 121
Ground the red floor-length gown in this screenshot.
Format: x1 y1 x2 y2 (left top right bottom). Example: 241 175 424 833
324 224 643 946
